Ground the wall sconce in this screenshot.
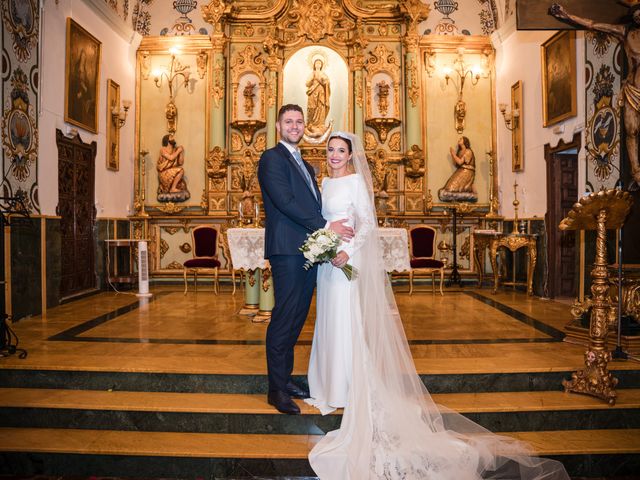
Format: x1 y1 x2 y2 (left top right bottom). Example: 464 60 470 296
499 103 520 131
152 48 191 101
111 99 131 129
441 48 486 133
152 47 191 134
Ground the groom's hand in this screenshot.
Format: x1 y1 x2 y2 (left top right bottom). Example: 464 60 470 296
329 218 354 241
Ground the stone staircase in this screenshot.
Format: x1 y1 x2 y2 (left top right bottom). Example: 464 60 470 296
1 367 640 478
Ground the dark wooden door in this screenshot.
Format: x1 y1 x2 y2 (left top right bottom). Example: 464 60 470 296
56 130 97 299
545 134 580 298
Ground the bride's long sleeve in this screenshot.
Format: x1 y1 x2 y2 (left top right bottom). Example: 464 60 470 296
340 174 376 260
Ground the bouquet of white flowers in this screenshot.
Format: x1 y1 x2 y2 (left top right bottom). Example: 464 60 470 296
299 228 357 280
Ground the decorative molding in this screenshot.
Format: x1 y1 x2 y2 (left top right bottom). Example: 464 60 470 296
81 0 134 41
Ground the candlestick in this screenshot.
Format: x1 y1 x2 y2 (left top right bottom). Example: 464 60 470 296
512 180 520 234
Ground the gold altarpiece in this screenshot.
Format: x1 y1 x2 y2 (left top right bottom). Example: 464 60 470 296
131 0 501 280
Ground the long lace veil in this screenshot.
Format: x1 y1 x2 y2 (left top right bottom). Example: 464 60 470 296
309 132 569 480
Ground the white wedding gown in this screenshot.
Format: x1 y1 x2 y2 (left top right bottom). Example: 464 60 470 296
305 173 569 480
306 174 371 415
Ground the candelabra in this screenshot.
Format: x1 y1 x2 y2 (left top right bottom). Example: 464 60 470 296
153 50 191 101
442 48 485 133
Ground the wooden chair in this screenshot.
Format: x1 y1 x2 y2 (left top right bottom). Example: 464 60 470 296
408 225 445 295
183 225 221 294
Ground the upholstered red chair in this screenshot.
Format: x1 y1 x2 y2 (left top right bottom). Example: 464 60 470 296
183 226 221 294
408 225 445 295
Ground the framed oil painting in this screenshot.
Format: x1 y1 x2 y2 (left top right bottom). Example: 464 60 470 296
106 79 120 171
65 18 101 133
511 81 524 172
541 30 576 127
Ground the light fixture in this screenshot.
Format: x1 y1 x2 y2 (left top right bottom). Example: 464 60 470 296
153 53 191 101
111 99 131 129
441 48 486 133
499 102 520 131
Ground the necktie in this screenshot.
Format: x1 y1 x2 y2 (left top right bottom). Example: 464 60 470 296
293 150 317 199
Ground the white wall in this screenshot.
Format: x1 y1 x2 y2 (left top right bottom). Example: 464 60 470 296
492 17 586 219
39 0 138 217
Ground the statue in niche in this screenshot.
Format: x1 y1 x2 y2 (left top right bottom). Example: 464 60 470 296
377 80 390 116
157 134 190 202
243 81 256 117
304 58 332 139
438 136 478 202
166 101 177 134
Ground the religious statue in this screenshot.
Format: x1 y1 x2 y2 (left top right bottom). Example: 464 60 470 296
438 136 478 202
403 144 426 178
550 3 640 190
243 81 256 117
304 58 332 138
165 101 177 134
377 80 390 117
157 134 190 202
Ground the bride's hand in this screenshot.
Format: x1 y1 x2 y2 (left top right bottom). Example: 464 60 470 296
331 251 350 268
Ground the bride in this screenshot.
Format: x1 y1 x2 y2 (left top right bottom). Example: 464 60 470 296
305 131 569 480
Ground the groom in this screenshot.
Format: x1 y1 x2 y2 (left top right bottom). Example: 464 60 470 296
258 104 354 415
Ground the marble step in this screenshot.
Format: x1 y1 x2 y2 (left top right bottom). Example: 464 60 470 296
1 388 639 434
2 368 640 394
0 427 639 478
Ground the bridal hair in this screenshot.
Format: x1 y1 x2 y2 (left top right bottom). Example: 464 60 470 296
277 103 303 120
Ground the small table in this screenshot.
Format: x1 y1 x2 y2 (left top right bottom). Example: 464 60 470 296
473 231 538 296
227 228 273 322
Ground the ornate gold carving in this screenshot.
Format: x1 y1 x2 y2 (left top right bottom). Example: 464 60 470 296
403 144 425 178
378 22 388 36
349 20 368 71
364 131 377 151
244 23 254 37
132 221 144 240
424 47 436 77
255 133 267 152
165 101 177 134
230 45 265 83
400 0 432 35
571 297 593 320
369 149 392 193
156 202 186 214
247 268 257 287
239 149 258 192
456 203 476 215
162 227 180 235
201 0 230 34
425 189 433 212
406 58 419 107
243 81 257 116
200 191 208 212
166 261 184 270
211 58 225 108
460 235 470 261
365 117 401 142
231 133 243 151
196 50 208 79
389 132 401 151
559 189 633 232
288 0 346 43
208 193 227 212
207 146 229 179
263 21 282 71
180 242 192 254
160 238 169 258
355 78 364 108
230 120 267 144
262 267 271 292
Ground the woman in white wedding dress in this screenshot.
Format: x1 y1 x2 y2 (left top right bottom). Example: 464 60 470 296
305 132 570 480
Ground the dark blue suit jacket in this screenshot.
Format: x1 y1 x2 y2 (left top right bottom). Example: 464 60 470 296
258 142 325 258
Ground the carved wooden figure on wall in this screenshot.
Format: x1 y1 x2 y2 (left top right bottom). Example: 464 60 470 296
157 133 190 202
439 136 478 202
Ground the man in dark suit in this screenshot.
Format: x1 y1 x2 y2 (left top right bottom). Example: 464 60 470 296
258 104 354 414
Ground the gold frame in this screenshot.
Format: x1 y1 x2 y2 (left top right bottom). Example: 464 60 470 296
541 30 577 127
511 80 524 171
106 79 120 171
64 18 101 134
